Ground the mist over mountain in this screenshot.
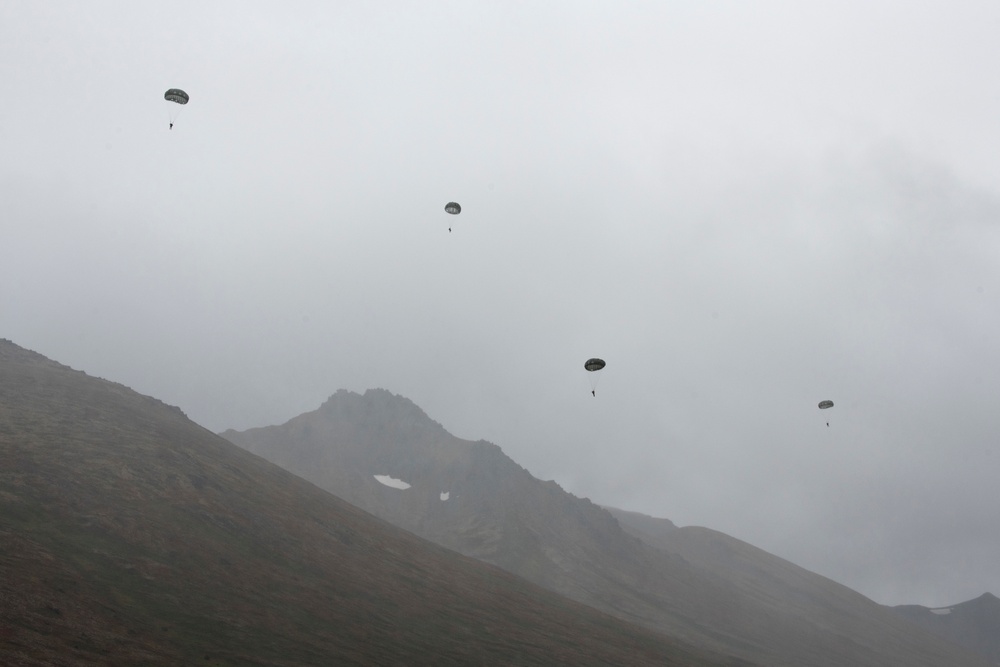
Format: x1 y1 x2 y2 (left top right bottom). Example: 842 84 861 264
222 388 991 667
0 339 742 666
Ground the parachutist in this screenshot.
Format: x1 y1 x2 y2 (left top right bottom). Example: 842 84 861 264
445 202 460 232
164 88 188 130
818 399 834 427
585 358 605 397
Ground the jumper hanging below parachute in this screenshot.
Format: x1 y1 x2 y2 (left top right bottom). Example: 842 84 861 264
445 202 461 232
584 358 605 396
164 88 189 129
818 399 834 426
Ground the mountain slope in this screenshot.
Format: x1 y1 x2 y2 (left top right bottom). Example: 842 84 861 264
0 339 742 667
223 388 992 667
891 593 1000 664
606 507 993 664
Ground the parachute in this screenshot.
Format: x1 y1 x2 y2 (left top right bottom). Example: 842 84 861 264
164 88 189 128
818 399 834 426
584 358 605 396
444 202 461 232
164 89 189 105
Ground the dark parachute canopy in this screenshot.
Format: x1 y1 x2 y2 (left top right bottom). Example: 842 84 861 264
164 89 189 105
584 358 605 396
164 89 188 129
444 202 461 232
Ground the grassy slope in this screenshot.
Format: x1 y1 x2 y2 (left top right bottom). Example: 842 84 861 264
0 340 745 667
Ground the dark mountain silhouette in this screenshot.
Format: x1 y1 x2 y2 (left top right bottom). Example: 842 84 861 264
223 388 992 667
0 339 744 666
890 592 1000 663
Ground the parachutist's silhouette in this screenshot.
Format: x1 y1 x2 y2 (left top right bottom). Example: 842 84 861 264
164 89 188 131
585 358 605 397
818 399 834 427
448 227 451 232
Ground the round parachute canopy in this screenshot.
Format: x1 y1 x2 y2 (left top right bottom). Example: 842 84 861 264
818 400 834 409
164 89 189 105
584 358 606 372
445 202 461 215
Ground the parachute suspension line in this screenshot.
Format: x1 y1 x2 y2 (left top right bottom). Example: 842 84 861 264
818 399 834 428
167 105 184 128
444 201 461 232
163 88 189 130
584 358 605 396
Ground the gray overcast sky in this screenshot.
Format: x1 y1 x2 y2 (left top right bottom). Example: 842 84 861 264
3 1 999 607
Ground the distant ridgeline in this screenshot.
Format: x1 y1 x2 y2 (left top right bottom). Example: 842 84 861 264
221 387 996 667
